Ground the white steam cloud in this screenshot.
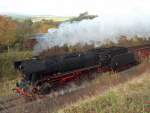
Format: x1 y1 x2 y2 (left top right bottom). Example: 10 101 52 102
33 13 150 56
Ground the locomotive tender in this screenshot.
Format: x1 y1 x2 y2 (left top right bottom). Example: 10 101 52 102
14 46 137 95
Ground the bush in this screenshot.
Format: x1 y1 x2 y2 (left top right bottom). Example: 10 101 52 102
0 50 32 80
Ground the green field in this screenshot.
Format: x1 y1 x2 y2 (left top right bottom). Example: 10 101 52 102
31 16 71 22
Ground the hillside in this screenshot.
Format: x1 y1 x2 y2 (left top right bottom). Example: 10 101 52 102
58 64 150 113
0 62 149 113
1 13 71 22
31 16 70 22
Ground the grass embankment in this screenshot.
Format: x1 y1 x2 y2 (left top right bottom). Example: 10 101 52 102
0 79 18 96
58 71 150 113
0 51 32 96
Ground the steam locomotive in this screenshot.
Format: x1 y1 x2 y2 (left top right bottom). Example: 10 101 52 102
14 46 137 95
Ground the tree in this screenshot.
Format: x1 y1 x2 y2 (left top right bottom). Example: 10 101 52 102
0 16 18 51
14 19 34 49
69 12 98 22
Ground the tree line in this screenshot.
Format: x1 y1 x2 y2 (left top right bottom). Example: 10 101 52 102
0 15 60 52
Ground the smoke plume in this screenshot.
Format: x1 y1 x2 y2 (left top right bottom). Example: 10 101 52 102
33 13 150 56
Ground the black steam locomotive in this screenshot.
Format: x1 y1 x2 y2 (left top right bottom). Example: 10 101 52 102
14 46 137 95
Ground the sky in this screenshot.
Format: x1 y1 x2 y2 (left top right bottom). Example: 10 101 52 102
0 0 150 16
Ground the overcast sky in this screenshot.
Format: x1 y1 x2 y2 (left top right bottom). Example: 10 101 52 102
0 0 150 16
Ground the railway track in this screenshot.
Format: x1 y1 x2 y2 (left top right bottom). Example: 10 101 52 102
0 82 89 113
0 95 24 113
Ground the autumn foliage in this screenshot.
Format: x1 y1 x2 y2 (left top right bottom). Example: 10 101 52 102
0 16 60 51
0 16 17 45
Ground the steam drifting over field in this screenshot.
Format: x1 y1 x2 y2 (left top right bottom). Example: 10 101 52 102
33 13 150 55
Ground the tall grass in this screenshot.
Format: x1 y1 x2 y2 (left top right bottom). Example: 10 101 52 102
0 50 32 80
0 79 18 96
58 71 150 113
0 50 32 96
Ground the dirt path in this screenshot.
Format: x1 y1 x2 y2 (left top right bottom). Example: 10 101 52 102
0 62 149 113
